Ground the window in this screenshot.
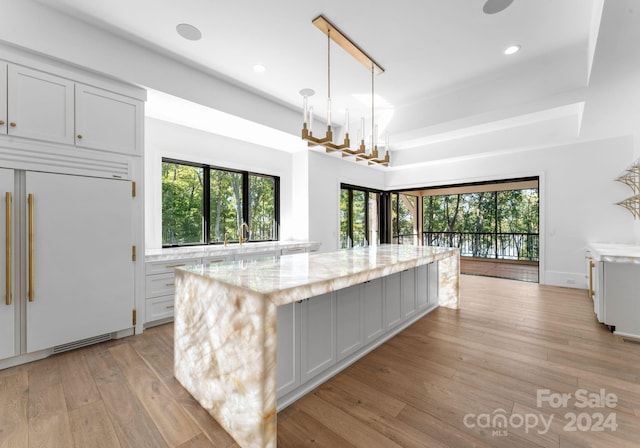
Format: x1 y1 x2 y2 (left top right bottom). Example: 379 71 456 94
392 192 418 245
162 159 279 246
421 182 539 261
340 185 381 248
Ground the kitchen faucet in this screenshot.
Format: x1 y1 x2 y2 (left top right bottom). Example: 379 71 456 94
239 222 250 245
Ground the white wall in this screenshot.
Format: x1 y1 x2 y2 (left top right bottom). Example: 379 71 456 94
307 151 386 252
145 118 295 249
385 135 635 288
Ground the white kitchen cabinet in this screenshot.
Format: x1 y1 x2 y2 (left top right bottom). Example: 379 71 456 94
203 255 232 267
401 268 417 319
75 83 143 155
235 250 279 261
428 262 439 306
363 278 384 343
384 272 402 330
25 171 134 352
281 246 306 255
277 302 300 398
416 264 428 310
144 257 201 326
0 62 6 135
603 263 640 336
300 293 336 383
0 169 15 360
7 64 75 145
336 284 364 361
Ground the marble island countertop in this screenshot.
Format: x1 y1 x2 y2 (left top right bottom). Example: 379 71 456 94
146 240 320 262
179 244 460 307
587 243 640 263
173 244 460 448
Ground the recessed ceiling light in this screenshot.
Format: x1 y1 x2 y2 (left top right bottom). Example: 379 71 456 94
252 64 266 73
504 45 521 55
483 0 514 14
176 23 202 41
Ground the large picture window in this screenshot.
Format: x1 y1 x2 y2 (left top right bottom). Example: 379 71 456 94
162 159 279 246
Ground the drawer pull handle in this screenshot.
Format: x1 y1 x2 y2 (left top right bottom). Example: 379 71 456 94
166 263 185 268
0 120 4 125
165 305 175 309
209 259 224 264
165 283 175 287
9 122 16 128
77 134 83 139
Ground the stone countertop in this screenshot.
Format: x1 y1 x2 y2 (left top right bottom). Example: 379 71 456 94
173 243 460 448
145 240 320 262
179 244 459 307
588 243 640 263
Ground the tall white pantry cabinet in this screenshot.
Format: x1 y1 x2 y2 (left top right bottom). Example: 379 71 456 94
0 44 145 367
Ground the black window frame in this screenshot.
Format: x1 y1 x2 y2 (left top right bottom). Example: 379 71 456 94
162 157 280 247
340 183 384 248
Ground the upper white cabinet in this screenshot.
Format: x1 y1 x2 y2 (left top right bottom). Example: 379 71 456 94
75 83 143 155
0 63 6 135
1 61 144 156
7 64 74 145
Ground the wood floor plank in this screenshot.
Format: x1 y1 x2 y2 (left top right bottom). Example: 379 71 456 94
59 349 101 410
293 392 405 448
108 343 200 447
0 370 28 448
175 433 215 448
68 400 120 448
27 357 74 448
276 407 357 448
86 349 168 448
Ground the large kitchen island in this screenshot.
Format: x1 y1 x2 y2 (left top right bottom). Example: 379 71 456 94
174 244 460 448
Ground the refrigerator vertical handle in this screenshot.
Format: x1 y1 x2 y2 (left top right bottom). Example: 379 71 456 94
588 259 595 298
28 193 34 302
5 192 11 306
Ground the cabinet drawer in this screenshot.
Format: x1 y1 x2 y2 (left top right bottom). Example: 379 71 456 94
146 272 175 299
146 257 201 275
146 296 175 322
281 247 306 255
202 255 232 267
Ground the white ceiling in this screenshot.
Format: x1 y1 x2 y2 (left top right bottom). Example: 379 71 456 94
39 0 604 167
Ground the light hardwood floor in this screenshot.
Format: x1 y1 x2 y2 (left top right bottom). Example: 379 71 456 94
2 275 639 447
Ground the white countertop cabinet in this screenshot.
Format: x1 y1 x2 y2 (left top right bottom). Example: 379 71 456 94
275 259 442 409
587 243 640 337
144 242 319 326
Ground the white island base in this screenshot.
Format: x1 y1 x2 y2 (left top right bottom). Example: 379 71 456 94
174 245 460 448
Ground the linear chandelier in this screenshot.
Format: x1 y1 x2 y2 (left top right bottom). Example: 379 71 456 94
301 15 390 167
